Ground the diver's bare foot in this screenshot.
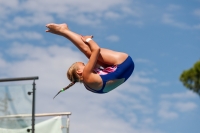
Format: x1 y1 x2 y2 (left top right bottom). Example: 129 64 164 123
46 23 69 35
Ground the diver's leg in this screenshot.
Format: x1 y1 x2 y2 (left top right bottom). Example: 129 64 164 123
46 23 128 65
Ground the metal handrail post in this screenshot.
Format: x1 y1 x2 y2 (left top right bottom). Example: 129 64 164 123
32 80 36 133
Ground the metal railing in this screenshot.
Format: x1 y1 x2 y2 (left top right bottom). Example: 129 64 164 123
0 112 72 133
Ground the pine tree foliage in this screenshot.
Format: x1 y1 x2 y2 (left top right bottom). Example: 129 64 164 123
180 60 200 96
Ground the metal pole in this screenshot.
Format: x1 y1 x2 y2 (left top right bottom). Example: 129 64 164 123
0 112 72 119
0 76 39 82
32 80 36 133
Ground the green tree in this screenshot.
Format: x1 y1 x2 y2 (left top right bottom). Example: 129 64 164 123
180 60 200 96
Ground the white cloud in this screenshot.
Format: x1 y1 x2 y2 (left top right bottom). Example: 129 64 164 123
6 13 54 29
121 81 149 94
158 101 178 119
106 35 120 42
161 91 198 99
132 74 157 84
0 30 43 40
166 4 181 11
121 6 141 17
131 72 157 84
162 13 200 30
127 20 144 27
0 0 19 18
157 82 171 87
105 12 121 19
69 14 101 26
158 91 198 120
193 24 200 29
162 14 190 29
194 9 200 17
175 102 197 112
0 57 7 68
135 58 150 63
135 58 154 65
1 0 139 28
0 1 19 8
142 118 154 125
159 109 178 119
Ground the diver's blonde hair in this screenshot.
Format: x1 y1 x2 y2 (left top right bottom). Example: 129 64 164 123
67 62 80 82
65 62 83 90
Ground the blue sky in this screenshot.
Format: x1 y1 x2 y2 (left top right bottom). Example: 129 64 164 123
0 0 200 133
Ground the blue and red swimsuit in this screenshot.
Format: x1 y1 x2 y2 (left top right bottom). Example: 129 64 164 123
84 56 134 94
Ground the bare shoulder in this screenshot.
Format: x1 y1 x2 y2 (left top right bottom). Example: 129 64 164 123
83 73 103 90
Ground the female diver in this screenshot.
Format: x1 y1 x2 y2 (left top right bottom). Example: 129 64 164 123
45 23 134 98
